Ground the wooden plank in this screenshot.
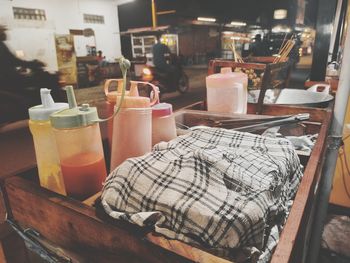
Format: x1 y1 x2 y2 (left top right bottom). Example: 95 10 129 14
4 177 194 263
247 104 330 123
180 101 329 123
146 234 232 263
208 59 266 75
82 191 233 263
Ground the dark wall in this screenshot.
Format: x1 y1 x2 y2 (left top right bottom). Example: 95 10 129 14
118 0 275 30
178 26 219 57
310 0 337 80
118 1 152 31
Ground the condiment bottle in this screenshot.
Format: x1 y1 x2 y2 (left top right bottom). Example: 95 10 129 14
103 79 129 149
28 89 68 195
50 86 107 200
152 103 177 146
110 81 159 171
206 67 248 113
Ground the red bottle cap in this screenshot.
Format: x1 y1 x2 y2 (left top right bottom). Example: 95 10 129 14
152 103 173 118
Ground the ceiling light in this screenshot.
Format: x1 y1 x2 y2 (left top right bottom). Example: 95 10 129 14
230 21 247 27
274 9 287 20
272 25 291 33
197 17 216 22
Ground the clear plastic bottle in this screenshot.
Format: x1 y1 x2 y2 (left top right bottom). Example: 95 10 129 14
206 67 248 113
110 81 159 171
28 89 68 195
50 86 107 200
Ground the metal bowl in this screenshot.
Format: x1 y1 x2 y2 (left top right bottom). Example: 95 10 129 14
248 89 334 108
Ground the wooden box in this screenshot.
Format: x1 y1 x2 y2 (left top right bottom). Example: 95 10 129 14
0 103 332 263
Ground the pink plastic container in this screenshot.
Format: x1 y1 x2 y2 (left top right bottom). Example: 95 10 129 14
110 81 159 171
103 79 129 150
206 67 248 114
152 103 177 146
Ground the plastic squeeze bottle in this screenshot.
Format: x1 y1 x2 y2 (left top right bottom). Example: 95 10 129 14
103 79 130 150
50 86 107 200
28 88 68 195
206 67 248 113
152 103 177 146
110 81 159 171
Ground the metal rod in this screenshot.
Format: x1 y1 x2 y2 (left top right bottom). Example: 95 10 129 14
151 0 157 28
157 10 176 15
308 17 350 263
328 0 344 62
233 113 309 132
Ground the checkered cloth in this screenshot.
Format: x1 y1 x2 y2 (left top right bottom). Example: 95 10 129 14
101 128 303 261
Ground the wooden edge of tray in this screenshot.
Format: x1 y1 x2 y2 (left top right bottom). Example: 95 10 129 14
178 101 330 123
270 106 333 263
82 192 233 263
3 177 200 263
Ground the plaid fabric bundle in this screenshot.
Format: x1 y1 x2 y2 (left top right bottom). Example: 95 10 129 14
101 128 303 260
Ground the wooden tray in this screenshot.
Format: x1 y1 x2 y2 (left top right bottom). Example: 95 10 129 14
0 103 332 263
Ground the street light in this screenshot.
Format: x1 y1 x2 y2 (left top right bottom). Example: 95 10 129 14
230 21 247 27
197 17 216 22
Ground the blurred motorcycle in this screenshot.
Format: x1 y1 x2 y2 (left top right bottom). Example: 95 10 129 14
141 55 189 96
0 64 65 124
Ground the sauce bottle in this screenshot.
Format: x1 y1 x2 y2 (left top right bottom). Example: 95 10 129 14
50 86 107 200
110 81 159 171
28 89 68 195
152 103 177 146
103 79 129 149
206 67 248 113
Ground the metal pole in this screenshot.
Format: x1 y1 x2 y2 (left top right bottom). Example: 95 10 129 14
308 17 350 263
328 0 343 62
151 0 157 28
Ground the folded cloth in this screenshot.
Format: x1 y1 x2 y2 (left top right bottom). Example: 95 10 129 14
101 128 303 255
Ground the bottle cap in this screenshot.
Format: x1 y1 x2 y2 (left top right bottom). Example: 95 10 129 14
28 88 68 121
152 103 173 118
50 86 99 129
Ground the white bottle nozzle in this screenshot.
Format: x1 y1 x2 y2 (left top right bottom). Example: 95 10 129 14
64 85 78 109
129 81 140 97
40 88 55 108
29 88 68 121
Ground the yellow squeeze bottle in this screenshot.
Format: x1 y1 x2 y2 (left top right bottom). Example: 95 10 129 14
28 89 68 195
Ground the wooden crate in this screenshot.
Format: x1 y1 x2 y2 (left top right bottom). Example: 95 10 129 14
0 103 332 263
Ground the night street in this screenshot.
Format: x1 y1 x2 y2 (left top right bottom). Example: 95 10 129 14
0 0 349 262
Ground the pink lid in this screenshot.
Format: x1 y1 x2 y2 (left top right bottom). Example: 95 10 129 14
152 103 173 117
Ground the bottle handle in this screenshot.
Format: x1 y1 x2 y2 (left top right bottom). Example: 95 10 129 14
103 79 123 96
131 81 160 106
307 84 330 94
